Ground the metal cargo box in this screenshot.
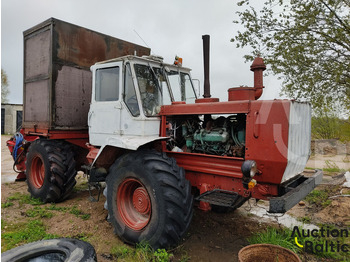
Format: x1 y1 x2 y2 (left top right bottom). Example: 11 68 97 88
23 18 150 130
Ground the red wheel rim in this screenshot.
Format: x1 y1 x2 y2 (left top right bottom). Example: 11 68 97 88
117 178 151 230
31 155 45 188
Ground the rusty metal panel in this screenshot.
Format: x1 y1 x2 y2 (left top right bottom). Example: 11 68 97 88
53 19 150 68
24 29 51 80
24 80 49 125
54 66 91 128
22 18 150 131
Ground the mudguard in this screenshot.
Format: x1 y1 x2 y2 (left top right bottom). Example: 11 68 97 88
92 135 168 166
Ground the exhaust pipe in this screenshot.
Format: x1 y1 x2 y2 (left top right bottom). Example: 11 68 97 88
202 35 211 98
195 35 219 103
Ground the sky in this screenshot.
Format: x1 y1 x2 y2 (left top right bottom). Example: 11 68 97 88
1 0 283 104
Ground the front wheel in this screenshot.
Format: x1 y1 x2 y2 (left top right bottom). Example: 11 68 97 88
105 150 193 249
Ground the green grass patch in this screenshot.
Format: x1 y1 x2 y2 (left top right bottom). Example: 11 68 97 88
305 189 331 208
1 219 59 252
70 205 91 220
297 216 312 224
248 226 350 261
110 242 173 262
1 201 14 208
25 207 54 219
247 227 299 254
5 192 43 207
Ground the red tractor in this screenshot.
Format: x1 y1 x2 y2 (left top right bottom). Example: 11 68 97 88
8 18 322 249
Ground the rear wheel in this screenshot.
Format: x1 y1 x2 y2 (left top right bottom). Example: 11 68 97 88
25 139 77 203
105 150 193 249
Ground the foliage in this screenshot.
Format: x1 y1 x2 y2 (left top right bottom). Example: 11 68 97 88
232 0 350 113
311 107 350 141
1 69 10 103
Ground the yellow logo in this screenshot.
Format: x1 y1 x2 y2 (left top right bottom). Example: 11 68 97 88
294 237 303 248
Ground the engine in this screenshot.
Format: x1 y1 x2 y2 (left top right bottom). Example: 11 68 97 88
167 114 246 157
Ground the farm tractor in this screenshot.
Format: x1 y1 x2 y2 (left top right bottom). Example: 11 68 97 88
7 18 322 249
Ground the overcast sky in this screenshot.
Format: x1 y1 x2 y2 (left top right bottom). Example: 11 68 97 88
1 0 283 104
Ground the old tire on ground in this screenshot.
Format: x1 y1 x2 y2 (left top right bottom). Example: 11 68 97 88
106 150 193 249
26 139 77 203
1 238 97 262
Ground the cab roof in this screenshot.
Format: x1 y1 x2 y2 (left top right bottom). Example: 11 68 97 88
95 55 192 72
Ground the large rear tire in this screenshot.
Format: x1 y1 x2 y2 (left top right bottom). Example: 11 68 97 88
25 139 77 203
105 150 193 249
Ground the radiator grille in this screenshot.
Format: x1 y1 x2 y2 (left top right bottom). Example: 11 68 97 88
282 101 311 182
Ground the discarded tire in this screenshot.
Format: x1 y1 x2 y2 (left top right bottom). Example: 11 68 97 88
238 244 301 262
1 238 97 262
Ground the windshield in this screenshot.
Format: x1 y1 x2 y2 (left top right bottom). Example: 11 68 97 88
134 63 196 117
134 64 172 116
167 71 196 103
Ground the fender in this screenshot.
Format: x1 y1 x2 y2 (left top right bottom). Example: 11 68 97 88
92 135 168 166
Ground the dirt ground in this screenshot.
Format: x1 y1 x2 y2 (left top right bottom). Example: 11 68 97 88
1 135 350 261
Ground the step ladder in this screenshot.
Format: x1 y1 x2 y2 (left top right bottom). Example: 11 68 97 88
195 189 241 207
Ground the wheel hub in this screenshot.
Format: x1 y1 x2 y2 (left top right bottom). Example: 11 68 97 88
117 178 151 231
132 187 150 215
31 155 45 188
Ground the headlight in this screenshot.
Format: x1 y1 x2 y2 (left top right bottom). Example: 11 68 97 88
241 160 258 178
241 160 258 189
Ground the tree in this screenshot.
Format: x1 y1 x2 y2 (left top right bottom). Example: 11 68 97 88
232 0 350 114
1 69 10 103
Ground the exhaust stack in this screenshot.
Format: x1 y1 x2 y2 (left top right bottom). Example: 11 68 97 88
202 35 211 98
196 35 219 103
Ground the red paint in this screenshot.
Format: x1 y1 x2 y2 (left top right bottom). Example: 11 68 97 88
160 100 250 115
160 99 291 200
30 154 45 188
245 100 290 184
250 56 266 99
117 178 151 230
228 87 256 101
195 98 220 103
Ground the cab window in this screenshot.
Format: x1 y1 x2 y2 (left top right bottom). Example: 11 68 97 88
167 71 196 103
124 64 140 116
95 66 119 101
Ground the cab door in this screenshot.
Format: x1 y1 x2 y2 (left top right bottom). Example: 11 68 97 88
88 62 123 146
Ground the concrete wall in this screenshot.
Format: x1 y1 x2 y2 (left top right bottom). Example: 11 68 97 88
1 104 23 134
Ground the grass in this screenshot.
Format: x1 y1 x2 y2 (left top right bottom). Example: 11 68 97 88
248 226 350 261
247 227 300 254
110 242 173 262
70 205 91 220
305 189 332 208
297 216 312 224
1 192 92 253
2 192 91 221
6 192 43 206
1 219 59 252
